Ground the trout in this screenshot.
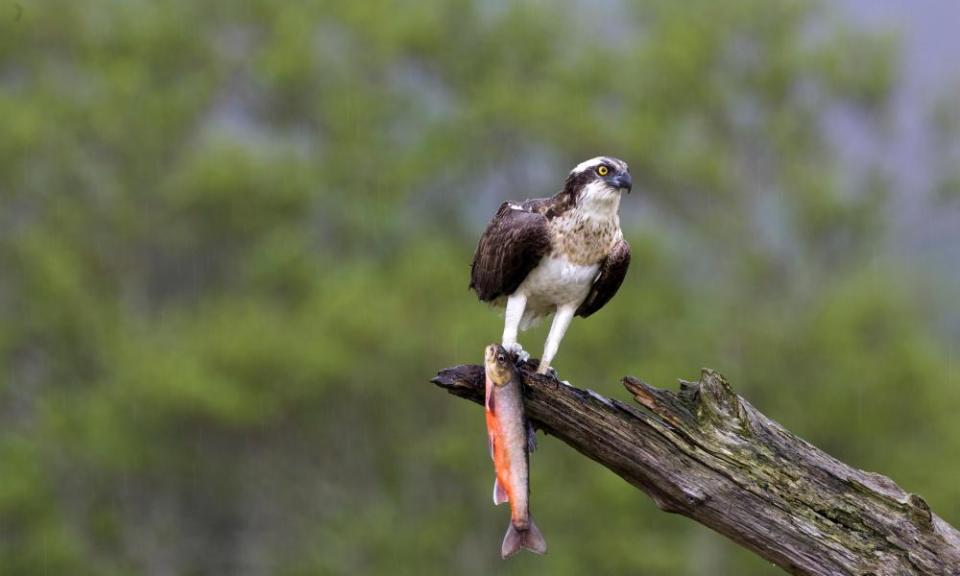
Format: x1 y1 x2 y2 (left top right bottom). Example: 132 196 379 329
484 344 547 559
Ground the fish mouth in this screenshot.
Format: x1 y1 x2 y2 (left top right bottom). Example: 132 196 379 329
484 344 500 364
484 343 516 386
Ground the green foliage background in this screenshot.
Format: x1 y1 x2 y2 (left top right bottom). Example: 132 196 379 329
1 1 958 574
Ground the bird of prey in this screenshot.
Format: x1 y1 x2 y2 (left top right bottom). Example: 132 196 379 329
470 156 632 374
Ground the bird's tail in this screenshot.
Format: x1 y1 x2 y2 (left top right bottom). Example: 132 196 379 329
500 517 547 559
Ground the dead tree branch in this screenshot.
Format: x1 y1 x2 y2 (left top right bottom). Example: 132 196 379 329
431 360 960 575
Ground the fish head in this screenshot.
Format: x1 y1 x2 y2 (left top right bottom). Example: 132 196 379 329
484 344 515 387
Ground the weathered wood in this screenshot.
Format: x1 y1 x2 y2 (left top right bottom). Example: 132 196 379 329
431 360 960 575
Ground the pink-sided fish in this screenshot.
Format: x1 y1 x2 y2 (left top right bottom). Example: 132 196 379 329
484 344 547 559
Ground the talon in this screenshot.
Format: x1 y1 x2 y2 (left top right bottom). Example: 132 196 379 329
503 343 530 364
537 363 558 378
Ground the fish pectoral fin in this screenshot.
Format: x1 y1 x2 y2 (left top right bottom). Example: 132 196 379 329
487 434 495 460
493 477 509 505
527 423 537 453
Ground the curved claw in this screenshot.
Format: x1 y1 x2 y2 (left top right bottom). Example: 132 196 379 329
503 343 530 364
537 364 559 379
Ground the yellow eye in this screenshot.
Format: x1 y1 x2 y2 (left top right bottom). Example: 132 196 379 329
597 165 609 176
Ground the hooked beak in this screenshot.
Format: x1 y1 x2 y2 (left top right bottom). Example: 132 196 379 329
611 172 632 193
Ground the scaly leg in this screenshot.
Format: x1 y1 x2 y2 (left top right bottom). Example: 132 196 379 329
537 304 575 374
502 292 529 362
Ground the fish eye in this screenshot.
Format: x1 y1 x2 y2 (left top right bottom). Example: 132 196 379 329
596 165 609 176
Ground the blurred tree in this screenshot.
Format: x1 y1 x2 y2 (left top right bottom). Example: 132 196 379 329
932 84 960 204
0 0 956 575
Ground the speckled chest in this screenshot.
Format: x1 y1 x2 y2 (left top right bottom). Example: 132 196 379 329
547 210 621 266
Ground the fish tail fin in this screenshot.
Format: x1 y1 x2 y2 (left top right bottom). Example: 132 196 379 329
500 517 547 559
523 518 548 555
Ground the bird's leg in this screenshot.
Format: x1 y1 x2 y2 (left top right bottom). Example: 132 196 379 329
502 292 529 362
537 304 575 374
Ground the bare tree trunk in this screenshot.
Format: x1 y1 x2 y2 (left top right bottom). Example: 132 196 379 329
431 360 960 576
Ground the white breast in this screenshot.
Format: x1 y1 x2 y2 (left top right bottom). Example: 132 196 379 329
519 256 599 312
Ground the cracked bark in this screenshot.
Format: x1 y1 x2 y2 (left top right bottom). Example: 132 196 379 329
431 360 960 575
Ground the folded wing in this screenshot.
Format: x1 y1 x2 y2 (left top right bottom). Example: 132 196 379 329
470 203 551 302
575 239 630 318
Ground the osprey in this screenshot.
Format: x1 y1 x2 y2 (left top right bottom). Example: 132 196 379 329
470 156 632 374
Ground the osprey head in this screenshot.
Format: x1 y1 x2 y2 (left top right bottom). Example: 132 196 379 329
563 156 633 216
563 156 632 212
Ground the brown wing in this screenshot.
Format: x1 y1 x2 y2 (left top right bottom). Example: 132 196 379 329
470 202 551 302
575 239 630 318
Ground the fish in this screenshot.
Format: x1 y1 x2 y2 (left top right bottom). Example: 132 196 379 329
484 343 547 559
